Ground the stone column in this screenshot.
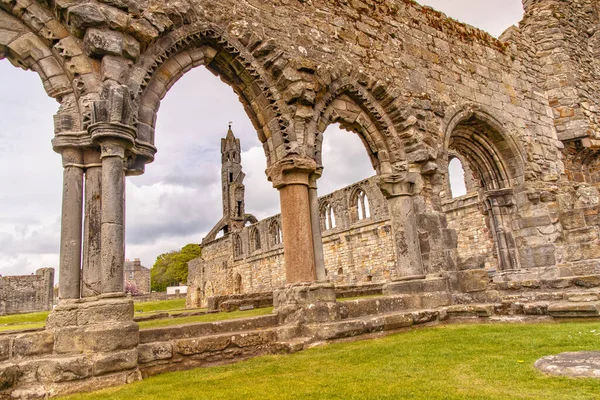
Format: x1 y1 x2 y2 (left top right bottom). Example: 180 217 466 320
82 150 103 297
378 175 424 277
267 157 318 284
309 172 327 281
58 147 84 299
90 122 135 295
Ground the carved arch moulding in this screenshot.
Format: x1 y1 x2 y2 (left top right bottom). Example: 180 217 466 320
131 23 299 169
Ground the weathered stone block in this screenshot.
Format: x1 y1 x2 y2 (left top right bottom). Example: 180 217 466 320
560 210 586 230
37 355 93 383
93 349 138 376
176 335 231 356
573 275 600 288
137 342 173 364
12 331 54 357
84 28 123 57
383 314 413 330
0 363 17 391
231 330 277 348
0 337 11 362
519 244 556 268
548 303 600 318
457 270 489 293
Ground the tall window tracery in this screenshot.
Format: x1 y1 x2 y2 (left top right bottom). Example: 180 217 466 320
320 202 337 231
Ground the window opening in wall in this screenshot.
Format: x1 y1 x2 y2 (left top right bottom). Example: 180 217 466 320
233 234 243 257
448 157 468 198
252 228 261 251
366 275 373 282
354 189 371 221
269 221 282 246
337 268 343 275
320 202 337 231
229 172 233 182
237 201 242 217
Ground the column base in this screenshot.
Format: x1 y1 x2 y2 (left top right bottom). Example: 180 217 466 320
273 281 340 324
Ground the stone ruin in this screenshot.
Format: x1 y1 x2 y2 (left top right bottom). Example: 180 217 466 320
0 269 54 316
2 0 600 397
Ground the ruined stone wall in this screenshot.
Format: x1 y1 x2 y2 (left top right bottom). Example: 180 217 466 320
0 269 54 316
188 177 398 307
443 193 498 271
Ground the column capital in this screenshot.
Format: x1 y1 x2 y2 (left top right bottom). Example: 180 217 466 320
266 156 318 189
89 122 136 154
377 174 416 199
58 147 83 168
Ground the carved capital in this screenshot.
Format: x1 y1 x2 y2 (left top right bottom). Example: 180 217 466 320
266 156 318 189
59 147 84 168
377 173 415 198
90 122 136 155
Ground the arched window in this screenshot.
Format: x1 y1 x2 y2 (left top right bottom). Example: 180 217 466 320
269 221 282 246
234 273 242 294
320 202 336 231
251 227 261 252
448 157 468 198
233 234 243 257
353 189 371 221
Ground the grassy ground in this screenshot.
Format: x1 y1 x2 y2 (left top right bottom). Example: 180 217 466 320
134 298 188 313
137 307 274 329
0 311 49 332
59 321 600 400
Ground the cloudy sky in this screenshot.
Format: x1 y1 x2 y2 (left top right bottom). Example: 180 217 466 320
0 0 524 278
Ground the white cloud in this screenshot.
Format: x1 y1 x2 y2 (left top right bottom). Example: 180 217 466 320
0 1 524 275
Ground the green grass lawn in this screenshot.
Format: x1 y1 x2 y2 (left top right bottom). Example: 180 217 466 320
60 321 600 400
137 307 274 329
134 298 188 313
0 311 49 332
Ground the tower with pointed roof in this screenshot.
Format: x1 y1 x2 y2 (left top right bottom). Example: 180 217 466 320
221 125 245 231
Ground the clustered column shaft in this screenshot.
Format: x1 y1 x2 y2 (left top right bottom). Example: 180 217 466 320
99 141 127 294
81 150 103 297
58 148 84 300
308 175 326 281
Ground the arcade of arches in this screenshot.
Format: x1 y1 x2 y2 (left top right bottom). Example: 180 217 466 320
2 0 600 397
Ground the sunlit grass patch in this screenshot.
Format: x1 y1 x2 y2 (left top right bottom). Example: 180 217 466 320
59 321 600 400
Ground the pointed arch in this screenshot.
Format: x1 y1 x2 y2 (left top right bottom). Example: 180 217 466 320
444 105 525 190
130 24 294 168
250 226 261 252
269 220 283 246
350 187 371 222
233 233 243 258
309 78 405 176
319 201 336 231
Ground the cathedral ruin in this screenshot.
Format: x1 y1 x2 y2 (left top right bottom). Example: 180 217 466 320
2 0 600 397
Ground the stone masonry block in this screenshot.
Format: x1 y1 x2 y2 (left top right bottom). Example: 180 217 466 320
0 337 11 362
519 244 556 268
84 28 123 57
137 342 173 364
93 349 138 376
12 331 54 357
37 355 93 383
0 363 17 391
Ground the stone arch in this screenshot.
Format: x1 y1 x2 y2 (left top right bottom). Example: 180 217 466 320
250 226 261 252
233 233 243 258
444 106 525 190
130 24 295 168
319 201 336 231
0 8 98 133
349 187 371 222
309 78 404 176
269 220 282 246
443 105 524 271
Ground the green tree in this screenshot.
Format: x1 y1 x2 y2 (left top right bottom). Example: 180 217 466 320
150 244 202 292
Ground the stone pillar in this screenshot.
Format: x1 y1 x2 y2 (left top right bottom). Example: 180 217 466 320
90 122 135 295
378 175 424 277
309 172 327 281
82 150 103 297
58 147 84 300
267 157 318 284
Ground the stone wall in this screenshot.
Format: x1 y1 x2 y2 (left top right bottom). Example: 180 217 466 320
188 177 399 307
0 269 54 316
443 193 498 271
124 259 151 295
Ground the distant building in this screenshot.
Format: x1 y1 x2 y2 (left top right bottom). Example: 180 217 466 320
0 268 54 315
124 259 151 295
167 286 188 295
